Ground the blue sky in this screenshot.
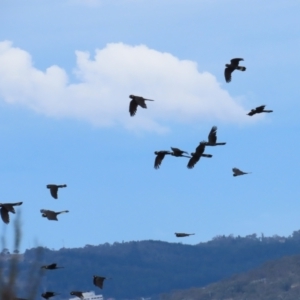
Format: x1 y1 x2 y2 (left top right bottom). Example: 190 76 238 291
0 0 300 252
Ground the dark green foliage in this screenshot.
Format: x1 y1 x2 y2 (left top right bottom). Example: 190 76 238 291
161 254 300 300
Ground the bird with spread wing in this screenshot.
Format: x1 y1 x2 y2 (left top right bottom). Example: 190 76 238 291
46 184 67 199
224 58 246 82
93 275 111 289
129 94 154 116
40 209 69 221
247 105 273 116
206 126 226 146
187 141 212 169
154 150 172 169
0 202 22 224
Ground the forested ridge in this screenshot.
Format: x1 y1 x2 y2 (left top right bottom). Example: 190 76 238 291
3 231 300 299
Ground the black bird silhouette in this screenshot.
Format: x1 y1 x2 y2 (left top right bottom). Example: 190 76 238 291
46 184 67 199
232 168 251 177
41 263 64 270
187 141 212 169
0 202 22 224
175 233 195 237
70 291 84 299
224 58 246 82
247 105 273 116
154 151 172 169
129 94 154 116
170 147 191 158
41 292 60 299
206 126 226 146
40 209 69 221
93 275 110 289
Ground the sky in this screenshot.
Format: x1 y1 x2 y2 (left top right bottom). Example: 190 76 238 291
0 0 300 252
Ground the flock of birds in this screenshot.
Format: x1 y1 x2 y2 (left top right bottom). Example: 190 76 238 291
0 58 273 300
129 58 272 173
0 185 110 300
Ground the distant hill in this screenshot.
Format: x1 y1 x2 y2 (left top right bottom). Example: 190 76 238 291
160 254 300 300
3 230 300 299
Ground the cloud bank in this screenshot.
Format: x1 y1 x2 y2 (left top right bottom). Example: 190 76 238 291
0 41 250 132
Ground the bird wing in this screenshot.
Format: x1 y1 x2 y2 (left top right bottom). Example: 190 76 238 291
154 152 165 169
136 97 147 108
230 58 243 66
50 187 58 199
247 110 256 116
129 99 138 116
171 147 181 153
187 154 200 169
195 142 206 155
224 67 233 83
48 263 57 269
41 210 57 220
232 168 243 175
256 105 266 112
208 126 217 144
0 207 9 224
2 202 22 213
94 276 105 288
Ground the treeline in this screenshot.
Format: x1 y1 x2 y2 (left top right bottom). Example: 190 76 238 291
3 230 300 299
161 254 300 300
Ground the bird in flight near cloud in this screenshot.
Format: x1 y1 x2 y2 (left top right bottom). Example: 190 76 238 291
224 58 246 83
129 94 154 116
205 126 226 146
247 105 273 116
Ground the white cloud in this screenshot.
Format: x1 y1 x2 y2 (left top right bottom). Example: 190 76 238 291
0 41 251 133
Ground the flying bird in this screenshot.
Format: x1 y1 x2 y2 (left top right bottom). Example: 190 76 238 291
224 58 246 82
232 168 251 177
175 233 195 237
93 275 110 289
170 147 191 158
0 202 23 224
41 263 64 270
247 105 273 116
187 141 212 169
154 151 172 169
206 126 226 146
129 94 154 117
70 291 84 299
46 184 67 199
40 209 69 221
41 292 60 300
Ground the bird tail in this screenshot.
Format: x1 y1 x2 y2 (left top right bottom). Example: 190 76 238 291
237 66 246 71
216 142 226 145
58 210 69 215
144 99 154 101
202 154 212 158
263 110 273 113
